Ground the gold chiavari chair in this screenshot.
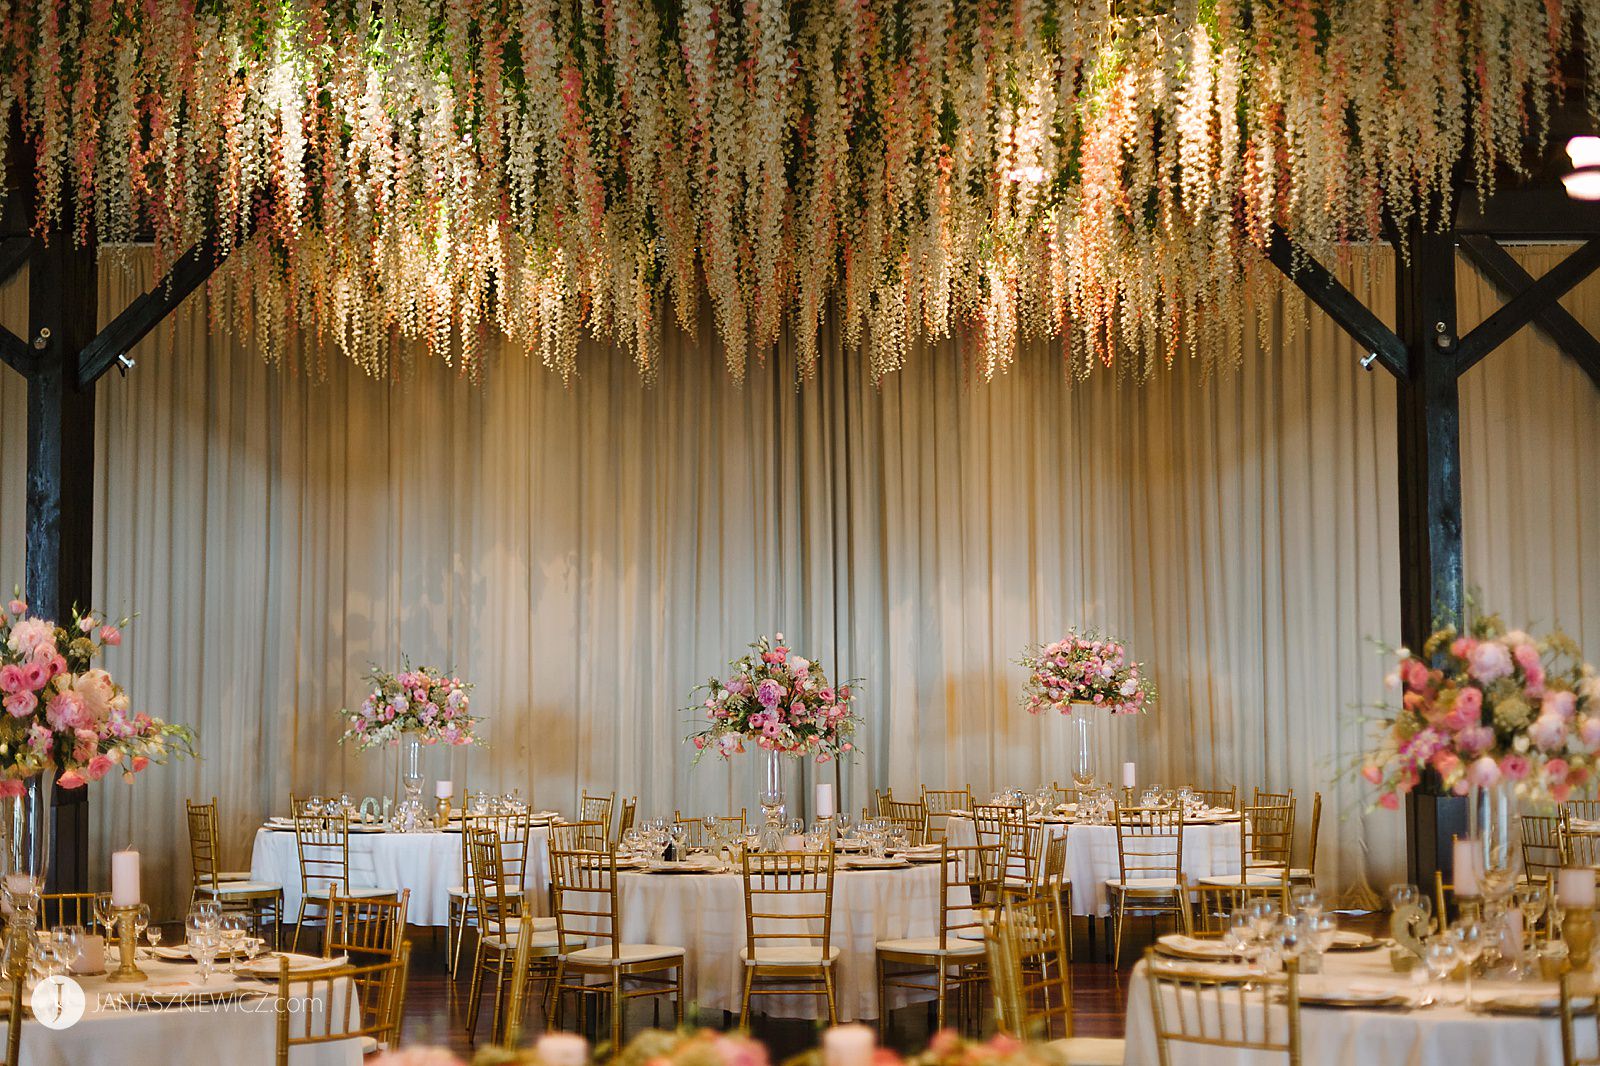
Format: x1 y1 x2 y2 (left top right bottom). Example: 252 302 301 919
579 791 615 841
188 798 284 946
1052 783 1083 809
672 810 748 847
615 797 638 843
291 812 397 953
448 807 535 978
922 786 973 843
740 850 839 1025
999 822 1048 898
549 844 684 1050
38 893 97 930
1189 786 1238 811
873 788 893 817
1107 806 1191 966
1561 967 1600 1066
1289 793 1322 886
972 803 1026 844
501 889 547 1048
466 826 560 1043
1252 787 1294 808
1197 802 1296 897
882 799 929 846
323 888 410 963
274 943 412 1066
983 887 1124 1064
876 843 996 1035
1146 950 1302 1066
1039 832 1075 958
550 819 608 852
1523 813 1565 886
1186 884 1238 938
1566 798 1600 824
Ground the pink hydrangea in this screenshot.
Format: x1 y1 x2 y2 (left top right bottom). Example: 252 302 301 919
1468 642 1514 684
1529 713 1570 752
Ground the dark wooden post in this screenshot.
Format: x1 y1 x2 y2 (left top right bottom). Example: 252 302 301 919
1394 226 1468 891
26 226 96 893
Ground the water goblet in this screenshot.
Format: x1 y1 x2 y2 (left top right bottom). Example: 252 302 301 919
1515 882 1549 938
146 922 163 951
1290 885 1322 920
1246 897 1280 941
1450 918 1484 1007
836 812 853 838
134 904 151 957
1422 936 1459 1007
191 930 220 984
195 899 223 929
93 892 116 943
50 926 81 977
219 914 249 974
1224 909 1254 960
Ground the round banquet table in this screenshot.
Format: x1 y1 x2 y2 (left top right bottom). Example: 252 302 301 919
2 954 360 1066
943 814 1241 916
1123 946 1599 1066
606 860 949 1021
249 822 553 926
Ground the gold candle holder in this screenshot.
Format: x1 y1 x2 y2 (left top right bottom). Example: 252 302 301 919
105 905 147 983
434 797 452 830
1564 908 1594 974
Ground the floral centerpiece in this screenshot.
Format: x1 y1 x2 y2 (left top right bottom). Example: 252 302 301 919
686 634 860 763
338 664 480 750
1018 630 1154 716
0 597 192 793
1363 613 1599 808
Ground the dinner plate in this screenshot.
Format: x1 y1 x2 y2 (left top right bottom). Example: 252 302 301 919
1478 992 1594 1016
644 861 718 874
1327 931 1379 951
1297 991 1411 1010
124 980 268 1004
844 857 910 869
235 952 348 977
1155 935 1237 961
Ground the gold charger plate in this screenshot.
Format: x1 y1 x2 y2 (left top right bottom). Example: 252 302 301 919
1296 992 1411 1010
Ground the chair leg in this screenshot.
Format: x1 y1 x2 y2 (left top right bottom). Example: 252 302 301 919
466 948 487 1041
673 966 683 1027
935 964 947 1032
739 968 754 1029
446 900 458 977
1111 893 1126 968
876 956 887 1038
823 968 838 1026
548 963 567 1030
490 949 509 1042
292 900 309 955
1063 884 1075 959
610 970 623 1053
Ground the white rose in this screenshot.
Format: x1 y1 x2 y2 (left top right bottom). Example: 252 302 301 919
1119 678 1139 697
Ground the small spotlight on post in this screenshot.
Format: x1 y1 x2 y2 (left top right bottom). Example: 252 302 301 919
115 354 135 377
1360 351 1379 371
1563 136 1600 200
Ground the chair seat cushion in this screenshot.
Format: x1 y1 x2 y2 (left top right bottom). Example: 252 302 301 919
483 929 562 952
1288 868 1313 881
217 871 252 882
1046 1037 1127 1066
1197 872 1284 888
565 943 684 965
876 936 985 957
198 881 281 896
740 945 842 966
1106 876 1182 892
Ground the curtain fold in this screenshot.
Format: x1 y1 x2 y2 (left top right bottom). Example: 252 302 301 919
0 248 1595 917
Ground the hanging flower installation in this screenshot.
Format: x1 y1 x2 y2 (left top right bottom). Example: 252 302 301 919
0 0 1586 384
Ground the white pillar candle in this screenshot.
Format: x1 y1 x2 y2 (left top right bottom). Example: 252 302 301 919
1122 762 1136 789
816 782 835 819
1452 837 1480 897
110 848 141 907
434 780 454 799
536 1033 589 1066
1500 909 1525 964
822 1025 876 1066
72 934 105 975
1560 866 1597 908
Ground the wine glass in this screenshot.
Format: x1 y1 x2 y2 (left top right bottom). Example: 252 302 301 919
93 892 115 943
220 914 249 974
50 926 81 977
134 904 150 956
836 812 853 839
1422 936 1458 1007
194 900 223 929
191 929 219 984
1451 918 1485 1007
1246 897 1280 941
145 921 163 951
1515 882 1550 938
1310 913 1338 959
1290 885 1322 920
1224 908 1253 960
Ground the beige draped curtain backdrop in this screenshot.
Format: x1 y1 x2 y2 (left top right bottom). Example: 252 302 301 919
0 247 1597 917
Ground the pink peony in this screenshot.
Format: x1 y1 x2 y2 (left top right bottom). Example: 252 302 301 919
1547 758 1572 785
55 770 84 789
45 691 90 731
0 779 23 799
1529 712 1569 752
1401 658 1432 692
1468 641 1514 684
1456 725 1495 756
98 625 121 646
84 754 114 781
1514 643 1542 674
756 679 784 709
1450 636 1479 660
761 720 783 738
1498 754 1530 781
1582 715 1600 748
1465 755 1502 789
2 692 35 718
6 617 53 659
1378 792 1400 810
1545 690 1579 720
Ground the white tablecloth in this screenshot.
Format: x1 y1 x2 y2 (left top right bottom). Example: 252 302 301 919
608 862 947 1021
1124 948 1599 1066
944 815 1240 916
250 824 552 926
3 956 360 1066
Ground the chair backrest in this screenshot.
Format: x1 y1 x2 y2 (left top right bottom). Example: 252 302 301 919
323 888 411 963
616 797 638 842
741 851 836 960
1566 798 1600 824
1187 885 1238 938
579 792 615 840
1241 802 1296 877
1114 806 1186 883
274 942 412 1065
1040 832 1068 891
1146 950 1301 1065
985 886 1075 1040
462 809 534 892
550 820 608 852
882 799 928 845
672 811 748 847
1190 786 1238 811
39 892 97 930
186 797 226 894
1563 968 1600 1066
502 889 543 1048
1301 792 1322 876
999 822 1047 891
972 803 1025 842
467 825 521 949
1051 784 1082 808
294 813 353 896
1252 787 1294 808
1522 813 1564 885
549 845 622 957
872 788 893 816
921 786 972 842
933 844 996 949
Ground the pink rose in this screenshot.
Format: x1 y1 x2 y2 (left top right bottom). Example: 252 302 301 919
20 662 47 692
1456 725 1495 756
85 754 114 781
1465 755 1502 789
1378 792 1400 810
98 625 121 646
2 692 35 718
130 755 149 772
6 600 24 616
1529 712 1569 752
1514 643 1542 674
0 779 23 799
1431 751 1461 779
0 665 22 695
1547 758 1571 785
761 720 783 738
1401 658 1432 692
1361 764 1383 785
1468 642 1514 684
1498 754 1530 781
55 770 85 789
1545 690 1579 720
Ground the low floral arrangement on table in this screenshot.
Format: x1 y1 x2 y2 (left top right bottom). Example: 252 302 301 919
686 633 862 763
1018 629 1154 716
339 663 480 750
0 596 193 793
1363 612 1600 808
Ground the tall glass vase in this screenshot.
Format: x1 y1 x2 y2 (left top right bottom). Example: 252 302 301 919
1 774 51 887
393 732 426 832
1070 709 1097 789
1466 780 1516 902
758 747 786 852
